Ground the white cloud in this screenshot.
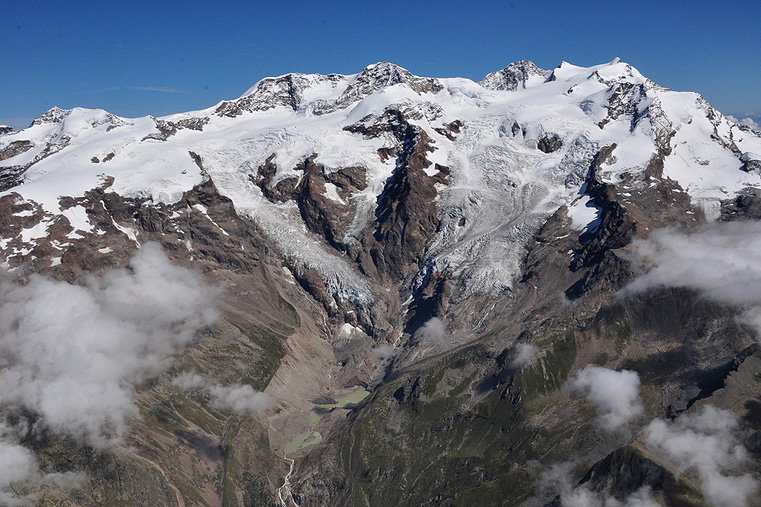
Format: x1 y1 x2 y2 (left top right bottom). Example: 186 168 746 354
0 243 218 446
535 461 659 507
172 372 270 414
511 342 538 368
567 365 643 432
207 384 270 413
370 344 395 359
172 371 206 390
561 486 659 507
740 118 760 130
625 221 761 339
0 434 85 506
727 115 760 131
414 317 446 344
0 441 36 505
643 405 758 507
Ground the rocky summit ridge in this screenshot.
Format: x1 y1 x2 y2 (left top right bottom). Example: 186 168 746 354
1 59 761 506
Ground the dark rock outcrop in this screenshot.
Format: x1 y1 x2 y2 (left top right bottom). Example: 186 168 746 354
721 189 761 220
363 126 449 280
598 82 647 129
216 73 345 117
740 152 761 173
537 134 563 153
142 116 209 141
0 140 33 162
578 444 703 504
31 106 69 126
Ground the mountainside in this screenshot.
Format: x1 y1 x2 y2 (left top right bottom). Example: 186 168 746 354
2 59 761 506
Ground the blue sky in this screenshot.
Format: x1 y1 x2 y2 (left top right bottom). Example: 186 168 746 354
1 0 758 128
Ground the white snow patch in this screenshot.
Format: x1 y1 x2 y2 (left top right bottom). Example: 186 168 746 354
111 217 139 245
567 195 602 234
338 322 363 338
60 205 93 234
20 221 49 245
192 204 229 236
323 182 346 205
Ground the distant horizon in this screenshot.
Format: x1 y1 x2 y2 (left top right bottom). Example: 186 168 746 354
2 1 759 129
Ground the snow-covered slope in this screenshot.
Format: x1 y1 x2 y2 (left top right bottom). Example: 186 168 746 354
2 59 760 304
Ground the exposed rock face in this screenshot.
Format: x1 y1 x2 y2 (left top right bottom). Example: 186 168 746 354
344 102 444 140
0 164 29 192
537 134 563 153
721 189 761 220
254 154 299 202
0 135 73 191
142 116 210 141
741 152 761 173
598 81 647 129
0 139 32 161
216 73 346 117
360 126 449 280
294 157 361 249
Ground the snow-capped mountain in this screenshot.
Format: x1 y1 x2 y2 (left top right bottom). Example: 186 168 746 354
3 59 761 506
2 58 759 312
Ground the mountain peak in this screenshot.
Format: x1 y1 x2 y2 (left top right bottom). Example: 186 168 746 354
360 61 407 76
480 60 551 91
216 72 347 117
329 62 443 110
31 106 70 126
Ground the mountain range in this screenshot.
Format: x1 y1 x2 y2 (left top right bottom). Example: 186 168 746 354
1 58 761 506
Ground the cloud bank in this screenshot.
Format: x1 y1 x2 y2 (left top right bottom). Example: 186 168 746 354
625 221 761 339
172 372 270 414
567 365 643 432
0 242 218 446
644 405 758 507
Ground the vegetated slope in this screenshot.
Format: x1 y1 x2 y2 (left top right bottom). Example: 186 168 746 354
1 58 761 506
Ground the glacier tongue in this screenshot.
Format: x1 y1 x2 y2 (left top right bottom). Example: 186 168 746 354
1 58 761 302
